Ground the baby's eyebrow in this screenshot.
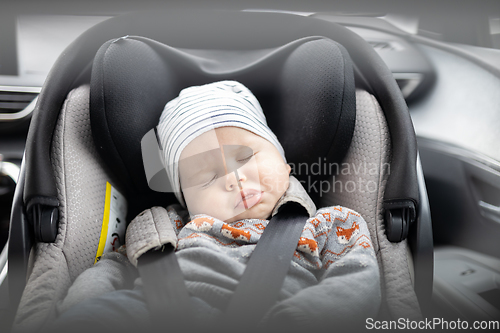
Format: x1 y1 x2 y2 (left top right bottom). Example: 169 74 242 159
221 144 253 157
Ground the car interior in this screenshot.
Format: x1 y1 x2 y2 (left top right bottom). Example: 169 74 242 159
1 1 500 331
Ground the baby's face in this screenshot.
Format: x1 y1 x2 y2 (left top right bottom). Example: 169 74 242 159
178 126 290 223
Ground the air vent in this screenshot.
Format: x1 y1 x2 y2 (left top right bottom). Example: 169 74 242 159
0 86 40 121
368 41 393 50
368 40 404 52
0 91 37 113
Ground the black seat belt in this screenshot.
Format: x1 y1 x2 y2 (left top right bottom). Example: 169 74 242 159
137 202 308 329
137 244 192 330
223 202 309 326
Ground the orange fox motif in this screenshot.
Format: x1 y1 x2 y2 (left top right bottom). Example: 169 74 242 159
297 237 319 257
221 224 251 242
186 217 215 232
336 221 359 244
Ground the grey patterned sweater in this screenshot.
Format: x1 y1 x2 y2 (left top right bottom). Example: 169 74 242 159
58 176 381 329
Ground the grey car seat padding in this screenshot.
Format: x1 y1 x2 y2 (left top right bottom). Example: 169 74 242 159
13 85 125 331
322 90 421 319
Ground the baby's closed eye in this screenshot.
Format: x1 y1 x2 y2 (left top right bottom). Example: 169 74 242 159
236 153 255 163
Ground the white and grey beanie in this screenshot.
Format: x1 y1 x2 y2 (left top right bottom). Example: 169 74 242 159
157 80 286 206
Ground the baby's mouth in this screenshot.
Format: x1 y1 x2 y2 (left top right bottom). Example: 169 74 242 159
235 188 263 210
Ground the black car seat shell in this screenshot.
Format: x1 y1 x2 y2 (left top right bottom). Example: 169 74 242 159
7 9 432 332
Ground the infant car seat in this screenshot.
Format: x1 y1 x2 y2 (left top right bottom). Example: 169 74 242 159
7 9 433 332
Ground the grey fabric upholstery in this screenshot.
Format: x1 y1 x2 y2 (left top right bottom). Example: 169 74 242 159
320 89 421 319
13 85 124 332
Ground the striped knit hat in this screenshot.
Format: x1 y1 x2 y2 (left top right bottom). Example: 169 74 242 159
157 80 286 206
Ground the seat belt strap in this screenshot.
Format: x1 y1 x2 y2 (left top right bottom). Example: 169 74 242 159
223 202 309 325
137 244 192 330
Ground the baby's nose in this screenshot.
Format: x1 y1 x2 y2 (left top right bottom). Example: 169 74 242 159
225 170 246 191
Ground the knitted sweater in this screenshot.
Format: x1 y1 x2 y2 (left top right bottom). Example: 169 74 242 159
57 176 381 330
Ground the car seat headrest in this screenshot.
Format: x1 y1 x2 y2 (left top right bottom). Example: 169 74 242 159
90 35 356 218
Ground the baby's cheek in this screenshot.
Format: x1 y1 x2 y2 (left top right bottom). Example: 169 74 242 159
257 159 274 177
259 168 280 190
261 176 274 191
273 178 289 198
277 162 291 177
183 188 205 215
